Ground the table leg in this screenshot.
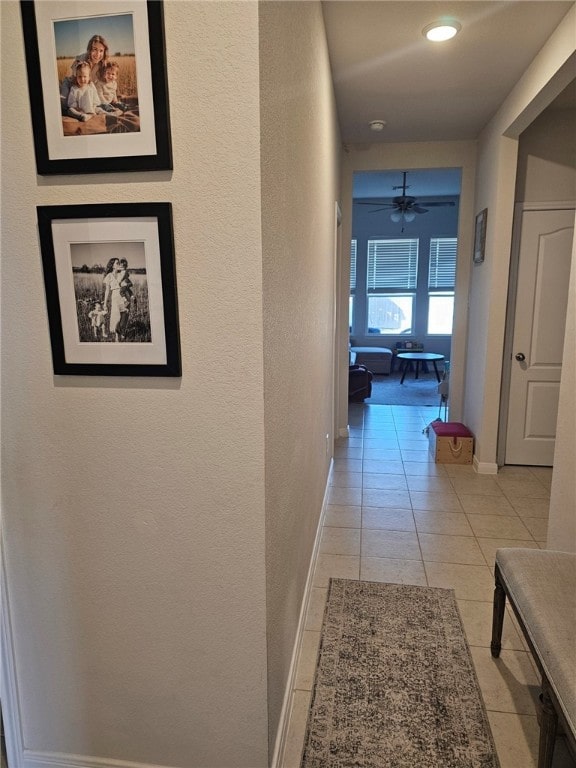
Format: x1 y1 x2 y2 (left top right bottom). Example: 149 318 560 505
414 361 420 379
432 361 441 382
400 362 408 384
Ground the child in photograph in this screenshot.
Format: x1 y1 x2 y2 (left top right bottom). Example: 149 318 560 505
117 258 136 308
66 61 104 122
88 300 108 339
95 61 130 113
60 34 109 111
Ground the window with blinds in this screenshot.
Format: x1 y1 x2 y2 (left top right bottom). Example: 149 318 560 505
367 239 419 291
349 240 357 330
428 237 457 334
428 238 457 289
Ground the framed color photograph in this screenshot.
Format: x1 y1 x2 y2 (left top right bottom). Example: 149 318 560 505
20 1 172 175
37 203 181 376
473 208 488 264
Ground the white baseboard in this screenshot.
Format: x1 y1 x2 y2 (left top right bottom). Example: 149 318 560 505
271 460 333 768
19 752 177 768
473 455 499 474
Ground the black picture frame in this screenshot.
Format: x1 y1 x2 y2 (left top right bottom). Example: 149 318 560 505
20 0 172 175
473 208 488 264
37 203 181 376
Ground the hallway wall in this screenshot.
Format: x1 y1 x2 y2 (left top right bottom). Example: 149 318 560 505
514 101 576 552
465 6 575 470
1 3 269 766
258 1 341 753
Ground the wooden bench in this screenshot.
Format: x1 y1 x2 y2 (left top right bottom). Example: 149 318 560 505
491 548 576 768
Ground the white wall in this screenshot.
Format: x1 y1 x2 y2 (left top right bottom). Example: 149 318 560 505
1 3 270 766
465 5 575 470
547 223 576 553
515 106 576 202
514 102 576 553
258 1 340 752
338 142 477 433
2 1 342 764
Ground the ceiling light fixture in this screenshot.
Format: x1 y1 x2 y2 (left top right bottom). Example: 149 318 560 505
369 119 387 131
422 20 461 42
391 210 416 226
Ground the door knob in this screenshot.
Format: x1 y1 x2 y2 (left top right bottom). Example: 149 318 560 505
515 353 526 362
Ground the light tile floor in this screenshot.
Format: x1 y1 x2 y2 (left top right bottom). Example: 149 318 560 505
281 403 575 768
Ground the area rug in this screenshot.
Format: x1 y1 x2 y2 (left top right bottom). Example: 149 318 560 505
301 579 500 768
366 371 441 407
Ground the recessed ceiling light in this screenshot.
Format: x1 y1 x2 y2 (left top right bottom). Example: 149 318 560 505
422 21 461 42
369 120 387 131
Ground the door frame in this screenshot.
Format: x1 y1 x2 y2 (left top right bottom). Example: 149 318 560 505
497 200 576 467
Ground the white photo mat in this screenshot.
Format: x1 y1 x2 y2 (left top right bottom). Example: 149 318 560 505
52 217 167 365
34 0 157 161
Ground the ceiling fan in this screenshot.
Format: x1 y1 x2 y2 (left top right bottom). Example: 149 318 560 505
356 171 455 229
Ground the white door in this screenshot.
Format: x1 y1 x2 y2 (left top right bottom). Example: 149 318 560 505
505 208 574 465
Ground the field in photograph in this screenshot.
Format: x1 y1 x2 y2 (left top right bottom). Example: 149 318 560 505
58 55 138 96
74 272 151 343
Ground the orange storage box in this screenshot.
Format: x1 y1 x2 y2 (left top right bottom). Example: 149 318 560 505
427 421 474 465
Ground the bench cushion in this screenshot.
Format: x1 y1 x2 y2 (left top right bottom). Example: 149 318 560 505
350 346 393 375
496 548 576 737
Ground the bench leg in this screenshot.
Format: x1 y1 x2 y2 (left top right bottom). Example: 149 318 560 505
491 566 506 657
538 679 558 768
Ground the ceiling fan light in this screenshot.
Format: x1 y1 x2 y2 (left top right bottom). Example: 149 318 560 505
390 212 402 223
423 21 461 42
404 212 416 222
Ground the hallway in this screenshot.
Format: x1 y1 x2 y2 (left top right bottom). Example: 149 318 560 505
282 403 574 768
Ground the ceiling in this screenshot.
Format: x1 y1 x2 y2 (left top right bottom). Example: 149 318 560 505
353 168 462 199
322 1 575 146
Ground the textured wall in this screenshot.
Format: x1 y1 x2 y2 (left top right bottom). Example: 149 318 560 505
466 6 575 468
514 105 576 551
515 107 576 202
548 221 576 553
1 2 268 766
258 1 340 752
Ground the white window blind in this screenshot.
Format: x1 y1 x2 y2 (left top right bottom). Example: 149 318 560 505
429 238 457 289
367 239 418 291
350 239 357 292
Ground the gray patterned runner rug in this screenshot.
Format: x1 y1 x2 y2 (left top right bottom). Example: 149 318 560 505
301 579 500 768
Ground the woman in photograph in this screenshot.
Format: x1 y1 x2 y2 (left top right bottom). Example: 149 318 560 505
102 258 130 342
60 34 110 112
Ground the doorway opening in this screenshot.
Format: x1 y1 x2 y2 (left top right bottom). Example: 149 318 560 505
349 167 461 408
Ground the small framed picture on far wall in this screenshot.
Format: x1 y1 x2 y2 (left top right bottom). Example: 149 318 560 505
473 208 488 264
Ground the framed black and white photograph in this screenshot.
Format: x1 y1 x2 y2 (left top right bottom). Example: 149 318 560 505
37 203 181 376
20 0 172 175
473 208 488 264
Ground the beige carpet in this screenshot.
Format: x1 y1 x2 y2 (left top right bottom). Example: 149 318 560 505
301 579 500 768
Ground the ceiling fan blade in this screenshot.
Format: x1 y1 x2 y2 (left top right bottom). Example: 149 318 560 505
412 206 429 214
368 206 395 213
419 201 456 207
355 201 395 208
